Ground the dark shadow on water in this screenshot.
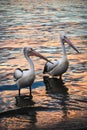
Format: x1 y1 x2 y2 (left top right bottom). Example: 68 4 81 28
43 76 69 119
0 97 37 125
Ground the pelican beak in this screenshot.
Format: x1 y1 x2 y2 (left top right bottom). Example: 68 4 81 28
30 49 53 64
64 37 79 53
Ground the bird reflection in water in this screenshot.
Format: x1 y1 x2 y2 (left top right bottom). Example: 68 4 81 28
43 76 69 119
15 95 37 125
43 76 68 95
15 95 35 107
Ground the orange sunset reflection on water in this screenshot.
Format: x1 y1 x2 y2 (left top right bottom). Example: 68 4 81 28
0 0 87 129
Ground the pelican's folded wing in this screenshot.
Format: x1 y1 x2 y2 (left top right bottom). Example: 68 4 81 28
43 60 59 73
14 68 23 81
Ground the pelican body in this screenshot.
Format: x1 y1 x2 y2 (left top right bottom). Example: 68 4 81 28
43 34 79 78
14 47 52 96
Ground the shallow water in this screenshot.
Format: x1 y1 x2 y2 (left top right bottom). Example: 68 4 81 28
0 0 87 129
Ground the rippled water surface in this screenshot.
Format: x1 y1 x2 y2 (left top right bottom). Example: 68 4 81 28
0 0 87 129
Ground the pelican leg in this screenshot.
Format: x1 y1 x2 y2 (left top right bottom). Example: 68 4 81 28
29 86 32 96
59 75 62 80
19 88 20 96
29 86 32 99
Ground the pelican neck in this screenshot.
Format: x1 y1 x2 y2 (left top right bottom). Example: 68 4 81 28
25 53 34 71
61 40 67 58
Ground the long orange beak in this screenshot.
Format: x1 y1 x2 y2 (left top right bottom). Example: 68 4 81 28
30 49 53 64
64 37 79 53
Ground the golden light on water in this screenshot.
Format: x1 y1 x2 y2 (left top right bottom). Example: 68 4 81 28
0 0 87 129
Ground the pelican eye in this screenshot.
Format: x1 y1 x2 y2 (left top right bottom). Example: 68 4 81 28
63 36 67 42
29 48 33 52
64 35 66 38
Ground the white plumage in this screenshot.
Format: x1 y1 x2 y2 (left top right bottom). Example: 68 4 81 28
14 68 23 81
43 34 79 78
14 47 52 96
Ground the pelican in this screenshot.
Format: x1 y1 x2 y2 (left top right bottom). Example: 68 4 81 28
14 47 52 96
43 34 79 79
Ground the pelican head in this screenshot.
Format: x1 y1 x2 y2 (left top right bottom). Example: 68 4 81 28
60 34 79 53
23 47 53 63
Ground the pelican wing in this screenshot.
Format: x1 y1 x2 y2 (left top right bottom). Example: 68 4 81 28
43 60 59 73
14 68 23 81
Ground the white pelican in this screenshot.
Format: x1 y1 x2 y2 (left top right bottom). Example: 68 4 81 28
43 34 79 79
14 47 52 96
